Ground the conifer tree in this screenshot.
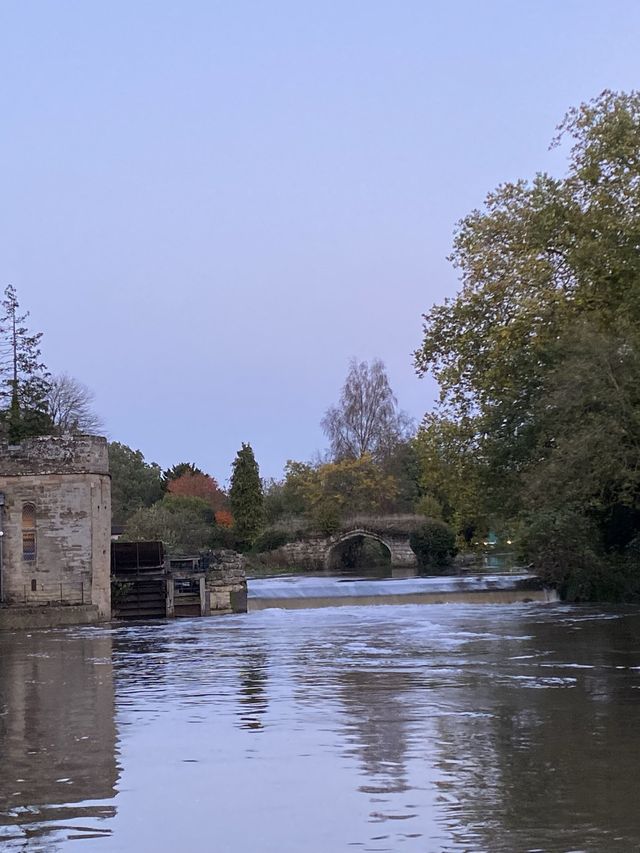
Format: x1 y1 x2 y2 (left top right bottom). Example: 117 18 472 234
0 285 51 442
229 443 264 546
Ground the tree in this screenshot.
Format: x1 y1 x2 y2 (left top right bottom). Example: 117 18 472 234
322 358 412 462
380 439 422 513
280 461 319 517
308 455 399 524
415 92 640 470
413 414 487 542
0 285 51 441
166 470 226 513
124 494 216 553
47 373 104 435
229 443 264 546
521 322 640 551
108 442 165 526
163 461 204 486
413 90 640 595
409 519 457 571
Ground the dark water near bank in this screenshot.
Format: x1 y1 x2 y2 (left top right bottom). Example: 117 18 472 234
1 598 640 851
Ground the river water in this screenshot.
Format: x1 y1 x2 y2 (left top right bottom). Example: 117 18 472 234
1 593 640 851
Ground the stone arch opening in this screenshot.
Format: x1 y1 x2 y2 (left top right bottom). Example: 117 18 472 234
326 532 392 575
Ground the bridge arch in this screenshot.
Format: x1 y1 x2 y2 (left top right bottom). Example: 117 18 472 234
324 529 393 571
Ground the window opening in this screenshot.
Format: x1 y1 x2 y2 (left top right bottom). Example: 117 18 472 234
22 503 37 562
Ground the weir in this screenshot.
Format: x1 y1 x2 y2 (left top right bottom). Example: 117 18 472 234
247 572 558 611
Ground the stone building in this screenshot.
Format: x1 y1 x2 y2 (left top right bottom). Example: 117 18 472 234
0 435 111 626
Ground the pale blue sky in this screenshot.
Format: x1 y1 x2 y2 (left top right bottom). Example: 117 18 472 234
2 1 639 482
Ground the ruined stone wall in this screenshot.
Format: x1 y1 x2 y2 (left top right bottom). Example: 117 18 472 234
206 549 248 613
383 535 418 568
0 436 111 619
268 538 327 570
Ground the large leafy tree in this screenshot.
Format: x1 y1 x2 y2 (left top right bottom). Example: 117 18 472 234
322 358 412 462
414 90 640 592
0 285 52 441
229 443 264 546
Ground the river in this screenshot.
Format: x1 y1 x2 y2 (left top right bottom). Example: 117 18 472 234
1 588 640 851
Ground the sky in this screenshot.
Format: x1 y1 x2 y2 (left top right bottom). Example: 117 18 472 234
2 1 640 484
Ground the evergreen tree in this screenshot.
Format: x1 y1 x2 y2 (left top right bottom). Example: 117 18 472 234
229 442 264 546
0 285 51 442
163 461 204 488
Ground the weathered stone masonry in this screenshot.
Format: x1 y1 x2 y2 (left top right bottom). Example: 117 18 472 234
269 527 418 570
0 435 111 620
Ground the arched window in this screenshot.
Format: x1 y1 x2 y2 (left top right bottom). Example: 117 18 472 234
22 503 37 562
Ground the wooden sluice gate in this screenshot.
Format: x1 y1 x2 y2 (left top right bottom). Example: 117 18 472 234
111 541 168 620
115 577 167 620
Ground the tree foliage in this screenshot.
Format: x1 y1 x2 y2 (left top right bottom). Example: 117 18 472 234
0 285 51 441
409 519 457 571
414 90 640 596
416 90 640 430
309 455 399 525
108 441 165 526
413 415 486 542
215 509 234 528
229 443 264 546
124 494 216 553
322 358 412 462
163 461 204 485
166 470 226 513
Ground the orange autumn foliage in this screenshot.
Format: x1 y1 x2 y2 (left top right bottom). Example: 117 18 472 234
167 472 226 513
215 510 234 528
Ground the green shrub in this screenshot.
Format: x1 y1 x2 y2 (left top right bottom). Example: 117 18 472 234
409 519 457 571
312 502 342 536
210 524 240 551
521 509 611 600
252 528 289 553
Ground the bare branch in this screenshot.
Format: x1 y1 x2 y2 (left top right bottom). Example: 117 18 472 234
321 359 413 462
47 373 105 435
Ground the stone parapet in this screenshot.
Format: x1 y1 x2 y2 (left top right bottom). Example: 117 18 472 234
0 435 109 477
269 538 327 570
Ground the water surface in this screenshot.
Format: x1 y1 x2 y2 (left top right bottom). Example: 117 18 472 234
1 598 640 851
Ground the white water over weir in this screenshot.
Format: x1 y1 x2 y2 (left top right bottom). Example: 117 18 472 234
248 572 559 611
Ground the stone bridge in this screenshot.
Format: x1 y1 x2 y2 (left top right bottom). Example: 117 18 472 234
271 523 418 570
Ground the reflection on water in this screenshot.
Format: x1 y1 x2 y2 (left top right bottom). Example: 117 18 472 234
0 631 118 850
339 669 412 795
237 648 269 731
1 601 640 851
